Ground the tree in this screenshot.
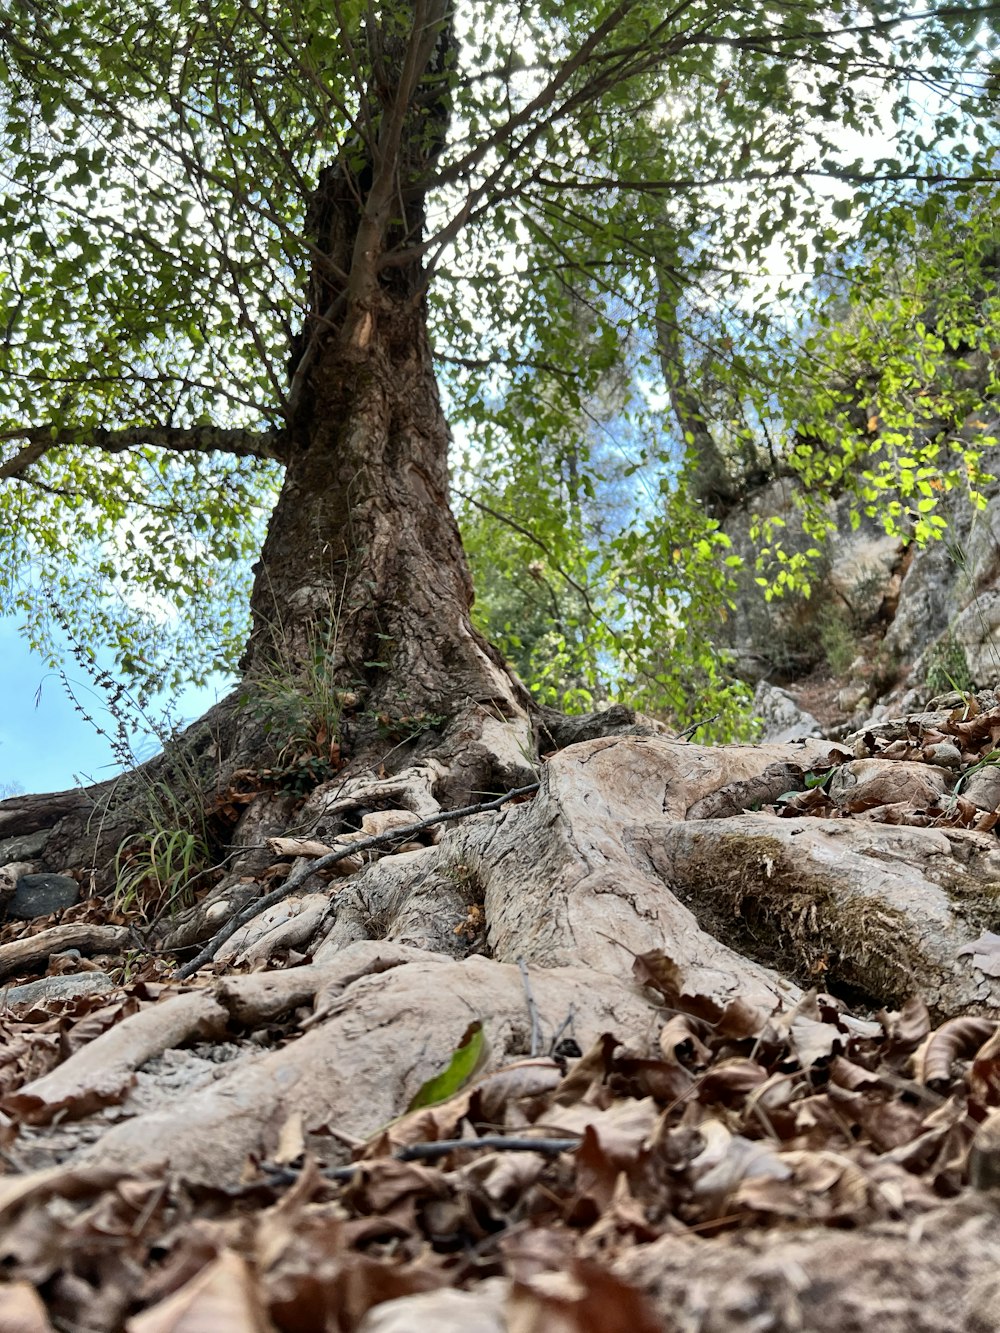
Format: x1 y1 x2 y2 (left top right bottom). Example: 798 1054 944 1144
5 13 1000 1319
0 0 994 866
784 191 1000 538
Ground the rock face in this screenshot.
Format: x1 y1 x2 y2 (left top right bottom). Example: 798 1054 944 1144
716 477 904 686
718 424 1000 729
752 681 822 742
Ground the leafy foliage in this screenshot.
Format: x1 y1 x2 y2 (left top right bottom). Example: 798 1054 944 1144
114 823 209 922
0 0 996 724
237 609 346 791
405 1020 488 1112
780 195 1000 551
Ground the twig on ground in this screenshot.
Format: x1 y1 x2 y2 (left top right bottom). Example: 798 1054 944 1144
393 1134 581 1162
260 1133 584 1187
175 782 540 979
674 713 720 740
518 956 542 1057
548 1004 577 1055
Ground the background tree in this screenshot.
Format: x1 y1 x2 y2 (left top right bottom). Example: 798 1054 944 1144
0 0 995 814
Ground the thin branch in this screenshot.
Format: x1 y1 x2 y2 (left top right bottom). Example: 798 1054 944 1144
256 1134 584 1186
431 0 687 192
174 782 540 979
518 957 542 1057
393 1134 581 1162
286 291 349 420
531 168 1000 195
454 488 598 618
416 6 715 280
0 441 49 481
0 425 285 481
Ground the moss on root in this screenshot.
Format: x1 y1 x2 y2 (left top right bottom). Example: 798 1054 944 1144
666 832 924 1007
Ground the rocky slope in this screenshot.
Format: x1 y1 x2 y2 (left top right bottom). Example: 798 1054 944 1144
720 425 1000 744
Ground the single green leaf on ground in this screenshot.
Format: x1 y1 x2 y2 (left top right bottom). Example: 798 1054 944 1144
406 1020 489 1111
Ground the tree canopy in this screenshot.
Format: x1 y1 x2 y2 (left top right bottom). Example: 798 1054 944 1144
1 0 997 733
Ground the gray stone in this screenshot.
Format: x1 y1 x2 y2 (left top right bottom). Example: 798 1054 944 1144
836 682 870 715
752 681 822 743
0 972 115 1009
715 423 1000 710
6 872 81 920
0 829 49 863
963 765 1000 811
881 433 1000 684
827 531 902 620
718 479 905 683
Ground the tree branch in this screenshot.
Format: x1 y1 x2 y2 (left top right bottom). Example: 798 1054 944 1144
531 168 1000 195
454 488 598 618
0 424 286 480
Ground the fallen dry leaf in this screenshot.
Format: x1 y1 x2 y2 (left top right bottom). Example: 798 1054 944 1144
127 1249 277 1333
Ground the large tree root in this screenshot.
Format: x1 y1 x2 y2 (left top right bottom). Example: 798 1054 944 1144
4 712 1000 1328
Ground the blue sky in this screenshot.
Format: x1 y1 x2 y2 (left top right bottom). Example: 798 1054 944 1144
0 616 233 796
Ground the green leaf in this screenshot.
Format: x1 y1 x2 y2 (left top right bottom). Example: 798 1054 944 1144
406 1021 488 1111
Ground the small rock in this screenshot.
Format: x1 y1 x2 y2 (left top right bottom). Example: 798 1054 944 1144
1 972 114 1009
836 683 870 715
925 690 972 711
827 759 947 811
963 765 1000 811
0 829 49 863
923 742 963 769
0 860 35 888
5 872 80 921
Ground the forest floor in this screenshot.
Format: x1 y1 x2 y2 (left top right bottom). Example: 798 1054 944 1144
3 705 1000 1330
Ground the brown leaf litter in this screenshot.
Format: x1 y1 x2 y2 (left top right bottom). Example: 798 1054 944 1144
5 723 1000 1327
1 946 1000 1328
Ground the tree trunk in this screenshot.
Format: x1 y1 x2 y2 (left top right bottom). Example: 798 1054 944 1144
244 263 521 736
240 3 525 756
655 260 737 513
0 5 533 889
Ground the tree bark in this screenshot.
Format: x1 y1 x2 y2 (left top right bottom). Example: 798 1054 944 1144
655 261 738 514
245 276 520 731
242 3 524 746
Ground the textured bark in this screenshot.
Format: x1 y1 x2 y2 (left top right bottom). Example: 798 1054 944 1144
655 261 738 513
0 923 128 980
0 694 239 887
243 0 521 738
245 299 520 727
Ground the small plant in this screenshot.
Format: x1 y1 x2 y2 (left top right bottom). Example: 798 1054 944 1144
817 604 858 677
925 632 975 696
111 948 157 985
371 709 446 743
114 824 210 921
262 751 342 797
40 598 223 901
240 607 347 793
